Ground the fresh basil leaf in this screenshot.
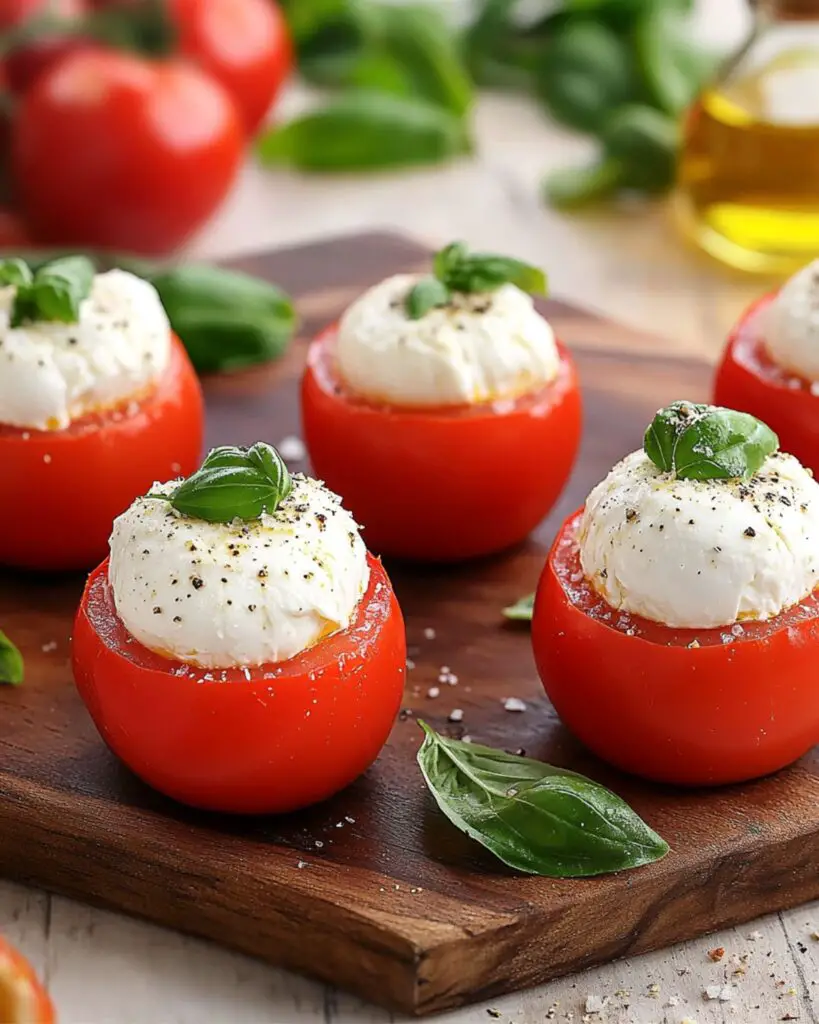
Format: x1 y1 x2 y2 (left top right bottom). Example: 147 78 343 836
149 265 296 374
257 91 473 172
502 592 535 622
11 255 95 328
166 466 284 523
417 722 668 877
0 629 23 686
644 401 779 481
405 277 451 320
0 258 32 288
246 441 293 503
165 444 293 522
358 3 474 118
543 157 624 209
433 241 468 282
447 255 547 296
602 104 679 193
429 242 547 298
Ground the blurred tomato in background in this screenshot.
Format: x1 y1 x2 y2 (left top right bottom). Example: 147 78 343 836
0 0 293 253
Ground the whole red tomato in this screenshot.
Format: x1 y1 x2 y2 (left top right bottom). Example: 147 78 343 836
11 47 243 253
0 206 34 246
171 0 292 135
1 0 88 94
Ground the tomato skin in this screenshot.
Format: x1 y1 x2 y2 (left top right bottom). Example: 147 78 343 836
0 334 203 572
171 0 292 135
1 0 88 94
73 554 406 814
714 292 819 477
533 510 819 786
0 934 55 1024
11 48 243 254
301 327 582 562
0 207 34 247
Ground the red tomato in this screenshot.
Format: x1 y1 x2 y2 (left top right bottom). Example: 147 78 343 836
1 0 88 94
533 510 819 786
0 334 203 572
301 326 582 562
171 0 292 135
0 207 33 247
714 292 819 476
0 934 54 1024
73 554 406 813
11 48 243 254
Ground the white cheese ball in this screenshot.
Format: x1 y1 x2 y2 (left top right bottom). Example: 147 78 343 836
0 269 171 431
578 449 819 629
108 474 370 669
764 258 819 381
335 273 560 407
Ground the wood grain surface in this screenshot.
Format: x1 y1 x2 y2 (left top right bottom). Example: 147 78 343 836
1 232 818 1017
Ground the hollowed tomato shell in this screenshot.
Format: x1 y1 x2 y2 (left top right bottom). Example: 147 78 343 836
714 292 819 477
72 554 407 814
533 510 819 786
0 334 203 572
301 326 582 562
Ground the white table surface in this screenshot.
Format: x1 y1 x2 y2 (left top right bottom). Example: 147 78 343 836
10 2 819 1022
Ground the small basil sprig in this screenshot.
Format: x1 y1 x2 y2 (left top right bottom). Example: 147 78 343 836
0 630 23 686
155 443 293 523
644 401 779 481
405 241 547 320
417 722 668 877
502 592 535 622
0 258 33 288
10 256 95 328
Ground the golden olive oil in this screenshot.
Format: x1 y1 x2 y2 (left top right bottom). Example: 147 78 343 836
676 50 819 274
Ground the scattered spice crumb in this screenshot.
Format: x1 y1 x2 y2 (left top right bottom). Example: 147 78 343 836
503 697 527 713
423 627 436 640
427 686 440 698
708 947 725 962
748 930 764 941
296 860 309 869
584 994 608 1013
666 994 680 1007
647 982 660 998
486 1010 501 1019
704 984 733 1001
40 641 57 653
448 708 464 723
781 1015 799 1022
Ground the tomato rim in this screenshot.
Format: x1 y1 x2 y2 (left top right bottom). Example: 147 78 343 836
548 508 819 649
0 333 193 440
307 322 578 421
79 551 397 684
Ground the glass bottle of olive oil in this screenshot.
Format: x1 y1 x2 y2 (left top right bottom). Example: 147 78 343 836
675 0 819 274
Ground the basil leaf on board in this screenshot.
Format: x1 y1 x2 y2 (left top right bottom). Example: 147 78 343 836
148 265 296 374
405 276 451 320
644 401 779 481
11 255 95 328
417 722 669 877
257 91 473 172
0 258 32 288
432 241 468 282
160 444 293 523
0 629 23 686
502 592 535 622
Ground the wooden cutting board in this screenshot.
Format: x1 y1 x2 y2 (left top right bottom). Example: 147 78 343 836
1 232 818 1017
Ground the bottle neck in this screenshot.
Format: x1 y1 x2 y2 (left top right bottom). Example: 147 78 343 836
756 0 819 19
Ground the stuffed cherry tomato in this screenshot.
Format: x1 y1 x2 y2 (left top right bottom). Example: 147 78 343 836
715 261 819 476
0 935 54 1024
0 259 203 571
533 401 819 787
72 443 406 814
302 243 581 562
